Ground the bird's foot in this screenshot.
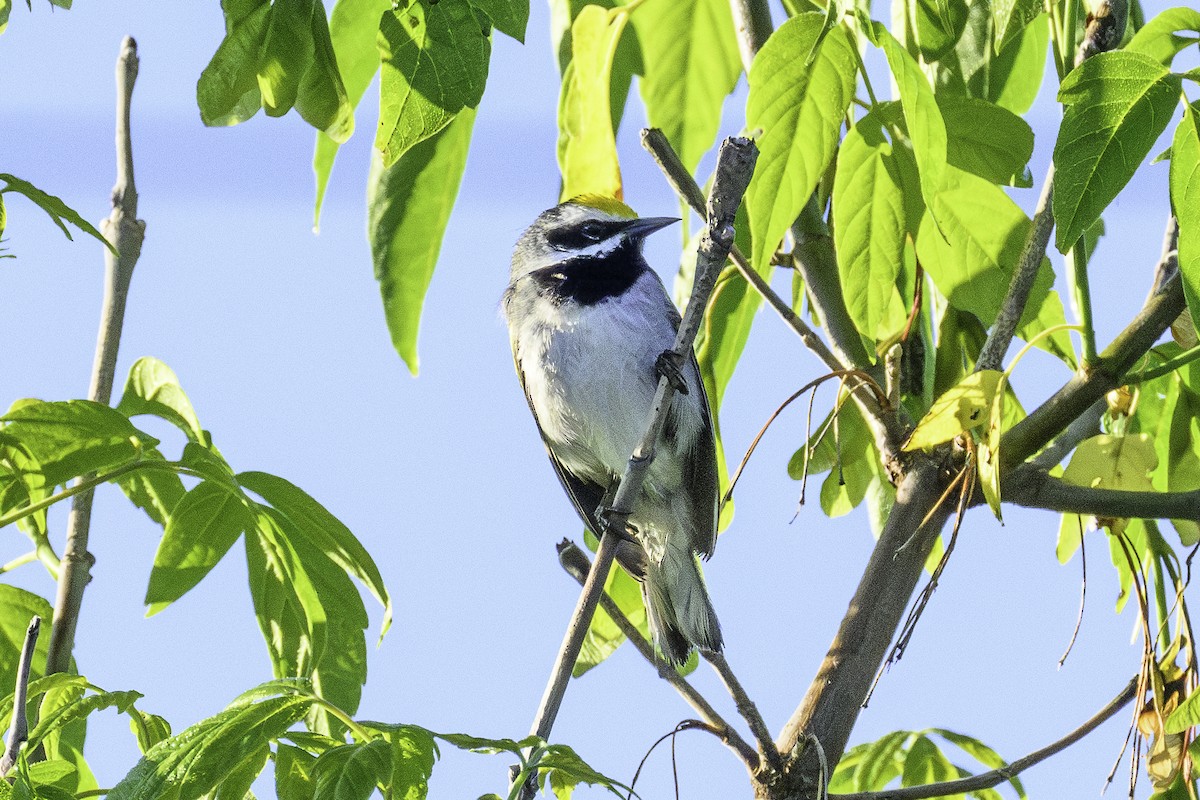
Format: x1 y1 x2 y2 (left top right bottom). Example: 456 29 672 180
655 350 689 395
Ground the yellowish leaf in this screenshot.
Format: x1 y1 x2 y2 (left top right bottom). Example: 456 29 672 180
903 370 1003 451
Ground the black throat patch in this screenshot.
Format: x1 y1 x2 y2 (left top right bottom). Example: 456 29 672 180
531 243 649 306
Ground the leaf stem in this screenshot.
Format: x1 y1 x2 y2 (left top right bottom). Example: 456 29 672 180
1125 343 1200 384
0 551 38 576
1065 235 1099 364
309 697 373 742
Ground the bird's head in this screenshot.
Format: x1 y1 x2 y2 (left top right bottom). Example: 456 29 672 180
509 195 679 282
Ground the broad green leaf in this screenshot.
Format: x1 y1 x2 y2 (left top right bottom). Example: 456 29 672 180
313 0 391 226
0 174 115 254
375 0 489 166
179 441 241 491
1126 7 1200 66
990 0 1040 53
1063 433 1157 493
29 689 144 750
0 0 9 34
931 729 1025 798
311 740 393 800
129 710 172 754
745 13 856 273
215 743 269 800
382 725 438 800
1054 51 1183 252
1171 103 1200 334
197 2 271 126
434 732 530 755
237 471 392 638
117 357 204 442
1168 684 1200 733
833 111 906 338
467 0 529 41
107 692 314 800
857 730 910 790
294 0 354 142
276 743 317 800
901 734 957 786
368 108 475 374
939 96 1034 185
869 24 948 231
537 743 633 798
904 370 1003 451
632 0 741 174
258 0 317 116
2 400 158 487
145 481 252 613
245 510 329 691
987 13 1048 114
916 167 1072 361
557 5 628 200
819 401 876 517
912 0 968 60
117 454 186 525
0 586 54 695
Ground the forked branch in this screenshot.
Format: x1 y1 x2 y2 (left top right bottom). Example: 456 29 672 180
0 617 41 775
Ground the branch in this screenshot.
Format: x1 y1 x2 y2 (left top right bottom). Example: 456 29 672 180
1 617 42 776
1001 271 1186 467
556 541 761 771
639 129 905 454
830 677 1138 800
1026 398 1104 471
704 651 783 772
776 459 954 776
729 0 772 73
515 137 758 797
1002 466 1200 520
46 36 146 676
975 171 1055 372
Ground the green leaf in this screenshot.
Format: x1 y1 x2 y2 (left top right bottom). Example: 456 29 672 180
258 0 318 116
557 5 629 200
368 107 475 375
311 740 393 800
382 725 438 800
197 2 271 126
833 111 907 339
930 729 1025 798
939 96 1034 185
434 732 530 755
1168 683 1200 733
1053 51 1183 252
128 710 172 754
295 0 354 142
0 0 10 34
145 481 253 613
989 0 1041 53
987 13 1048 115
216 743 269 800
0 174 115 254
107 692 314 800
1126 7 1200 66
912 0 968 60
868 24 948 231
29 689 144 751
117 357 204 442
818 401 876 517
905 370 1002 451
537 744 633 798
375 0 489 167
1 400 158 487
313 0 391 227
0 586 53 696
467 0 529 42
857 730 910 790
1171 102 1200 335
632 0 741 174
916 167 1071 360
276 743 317 800
1063 433 1157 492
745 13 856 273
901 734 957 786
237 471 392 638
116 449 187 526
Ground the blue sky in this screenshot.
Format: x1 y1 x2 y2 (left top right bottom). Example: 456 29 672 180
0 1 1193 797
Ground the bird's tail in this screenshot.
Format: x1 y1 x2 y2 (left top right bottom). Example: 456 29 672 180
643 541 722 665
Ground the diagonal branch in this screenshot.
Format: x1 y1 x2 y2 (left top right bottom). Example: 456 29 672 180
1002 466 1200 521
729 0 772 73
1 617 41 775
704 651 783 771
556 541 762 771
515 137 758 797
830 677 1138 800
46 36 146 676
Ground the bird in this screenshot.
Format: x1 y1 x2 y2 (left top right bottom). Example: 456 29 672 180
502 194 723 664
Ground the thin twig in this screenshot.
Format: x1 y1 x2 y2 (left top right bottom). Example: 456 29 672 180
1001 465 1200 520
46 36 145 676
556 541 760 770
514 137 758 798
1 617 42 775
1058 517 1087 668
975 171 1055 372
704 651 784 772
830 677 1140 800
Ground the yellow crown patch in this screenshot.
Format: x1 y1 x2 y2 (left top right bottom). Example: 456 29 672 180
568 194 637 219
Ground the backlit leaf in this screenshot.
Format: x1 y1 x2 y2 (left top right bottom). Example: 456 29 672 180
904 370 1003 451
1171 103 1200 334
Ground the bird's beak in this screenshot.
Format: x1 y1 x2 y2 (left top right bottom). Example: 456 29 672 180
623 216 680 239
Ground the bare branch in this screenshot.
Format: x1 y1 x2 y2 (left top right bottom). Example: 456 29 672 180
777 460 954 774
830 677 1138 800
729 0 772 73
1 617 42 775
46 36 145 676
556 541 762 771
1001 272 1186 467
1002 466 1200 520
704 651 784 772
975 172 1055 372
1027 398 1105 470
516 138 758 797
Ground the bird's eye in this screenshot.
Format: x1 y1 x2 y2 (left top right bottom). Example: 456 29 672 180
579 221 605 242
